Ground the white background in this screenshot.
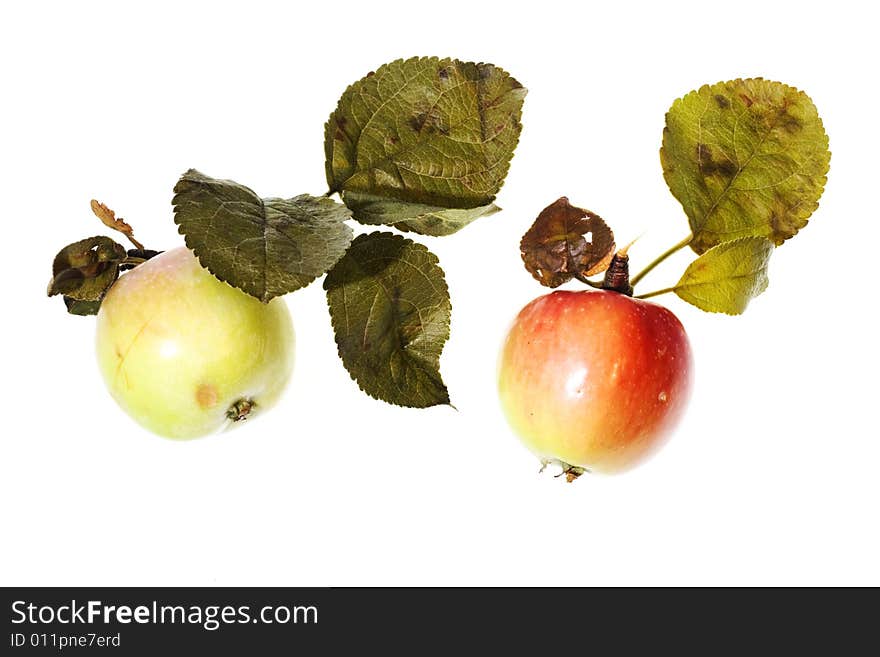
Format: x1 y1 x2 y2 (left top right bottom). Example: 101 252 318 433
2 1 878 586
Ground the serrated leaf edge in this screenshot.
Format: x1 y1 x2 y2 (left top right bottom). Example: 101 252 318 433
172 169 353 303
324 56 526 210
323 231 452 408
673 236 773 316
662 78 830 253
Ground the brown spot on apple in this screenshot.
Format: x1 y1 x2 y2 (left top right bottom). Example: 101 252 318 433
196 384 219 409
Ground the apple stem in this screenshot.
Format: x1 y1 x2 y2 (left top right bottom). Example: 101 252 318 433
602 252 633 296
119 250 162 272
629 234 693 288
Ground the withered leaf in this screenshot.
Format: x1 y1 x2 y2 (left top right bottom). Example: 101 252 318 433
520 197 615 288
90 199 145 250
48 236 127 301
63 295 104 316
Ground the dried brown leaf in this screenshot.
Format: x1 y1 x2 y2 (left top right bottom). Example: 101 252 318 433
520 197 615 288
90 199 144 250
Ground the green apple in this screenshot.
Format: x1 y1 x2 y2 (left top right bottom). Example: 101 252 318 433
95 247 295 439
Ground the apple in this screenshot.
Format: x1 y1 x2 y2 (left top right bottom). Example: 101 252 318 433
95 247 295 439
498 290 692 476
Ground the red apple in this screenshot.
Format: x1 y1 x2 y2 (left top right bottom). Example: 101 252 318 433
498 290 693 476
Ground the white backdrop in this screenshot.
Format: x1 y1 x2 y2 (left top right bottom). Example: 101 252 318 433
2 0 877 586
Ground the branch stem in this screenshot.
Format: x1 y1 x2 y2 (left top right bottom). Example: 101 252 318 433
635 286 677 300
630 235 693 288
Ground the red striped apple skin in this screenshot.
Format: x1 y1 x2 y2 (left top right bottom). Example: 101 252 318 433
498 290 693 474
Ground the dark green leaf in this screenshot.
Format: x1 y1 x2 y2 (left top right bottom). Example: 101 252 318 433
325 57 526 234
173 170 354 302
324 232 451 408
340 191 499 236
661 78 830 254
63 296 103 315
673 237 774 315
48 236 126 301
520 197 616 288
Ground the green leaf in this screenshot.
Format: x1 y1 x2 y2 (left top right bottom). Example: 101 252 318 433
323 232 451 408
661 78 830 254
173 170 354 302
520 197 616 288
63 296 103 316
673 237 774 315
48 236 127 301
339 191 500 236
325 57 526 234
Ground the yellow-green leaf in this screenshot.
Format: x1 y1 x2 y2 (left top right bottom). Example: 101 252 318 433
325 57 526 235
674 237 774 315
661 79 830 254
324 232 451 408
